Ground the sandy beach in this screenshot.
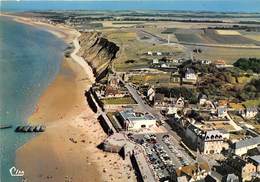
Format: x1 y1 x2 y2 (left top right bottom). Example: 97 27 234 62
1 14 135 182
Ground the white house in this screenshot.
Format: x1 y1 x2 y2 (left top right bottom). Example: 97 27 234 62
147 86 155 102
157 52 162 56
185 68 197 81
176 97 185 108
152 58 159 64
240 107 258 119
147 51 153 55
200 60 211 65
118 108 157 131
198 94 208 105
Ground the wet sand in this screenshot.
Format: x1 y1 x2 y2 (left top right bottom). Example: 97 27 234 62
0 14 136 182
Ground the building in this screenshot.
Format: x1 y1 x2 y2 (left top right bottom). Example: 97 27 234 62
240 107 258 119
198 94 208 105
214 60 226 68
146 86 155 102
184 68 197 81
248 155 260 172
152 58 159 64
198 130 227 154
217 106 228 118
118 108 156 131
205 171 240 182
200 60 212 65
223 156 256 182
107 73 120 87
174 162 210 182
153 93 165 106
230 136 260 156
176 97 185 108
185 124 228 154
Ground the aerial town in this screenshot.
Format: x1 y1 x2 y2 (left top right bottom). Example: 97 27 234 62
4 10 260 182
66 11 259 182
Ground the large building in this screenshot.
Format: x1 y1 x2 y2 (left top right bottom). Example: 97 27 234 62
198 130 228 154
222 156 257 182
230 136 260 156
248 155 260 172
118 108 157 131
184 68 197 81
185 124 228 154
174 162 210 182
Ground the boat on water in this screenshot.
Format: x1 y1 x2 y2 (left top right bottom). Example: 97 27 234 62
0 124 13 129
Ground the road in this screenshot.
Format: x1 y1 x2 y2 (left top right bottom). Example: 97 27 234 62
120 78 197 167
119 76 163 120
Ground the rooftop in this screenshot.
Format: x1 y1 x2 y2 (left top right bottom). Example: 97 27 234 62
119 108 156 122
249 155 260 164
176 162 210 179
232 136 260 150
186 68 195 74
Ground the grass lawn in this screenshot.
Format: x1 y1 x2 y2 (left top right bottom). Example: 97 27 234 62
129 73 172 85
101 96 136 105
243 99 260 107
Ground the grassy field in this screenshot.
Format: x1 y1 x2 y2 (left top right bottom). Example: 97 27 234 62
105 29 185 72
243 99 260 107
101 96 136 105
204 29 258 45
216 30 241 35
101 23 260 70
242 34 260 41
175 33 206 44
129 73 179 86
189 46 260 64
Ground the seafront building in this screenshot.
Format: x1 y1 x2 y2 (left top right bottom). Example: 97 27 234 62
118 108 157 131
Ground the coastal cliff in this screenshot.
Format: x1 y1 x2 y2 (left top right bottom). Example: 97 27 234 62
78 32 119 80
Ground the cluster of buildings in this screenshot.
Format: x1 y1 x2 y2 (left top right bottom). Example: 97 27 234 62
88 53 259 182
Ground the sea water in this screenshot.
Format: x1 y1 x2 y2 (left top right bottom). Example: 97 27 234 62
1 0 260 13
0 17 66 182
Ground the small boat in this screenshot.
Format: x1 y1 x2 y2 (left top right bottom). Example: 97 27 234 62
0 124 12 129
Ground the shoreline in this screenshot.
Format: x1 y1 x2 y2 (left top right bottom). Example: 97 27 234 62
2 13 135 182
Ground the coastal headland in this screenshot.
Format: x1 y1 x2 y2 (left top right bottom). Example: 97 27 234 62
1 14 134 182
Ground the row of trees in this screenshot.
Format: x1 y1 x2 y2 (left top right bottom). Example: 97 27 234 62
156 87 198 104
233 58 260 73
238 78 260 101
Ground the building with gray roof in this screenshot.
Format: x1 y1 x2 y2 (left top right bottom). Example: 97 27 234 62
230 136 260 156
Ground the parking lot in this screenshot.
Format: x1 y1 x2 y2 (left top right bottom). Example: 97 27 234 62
130 133 195 181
